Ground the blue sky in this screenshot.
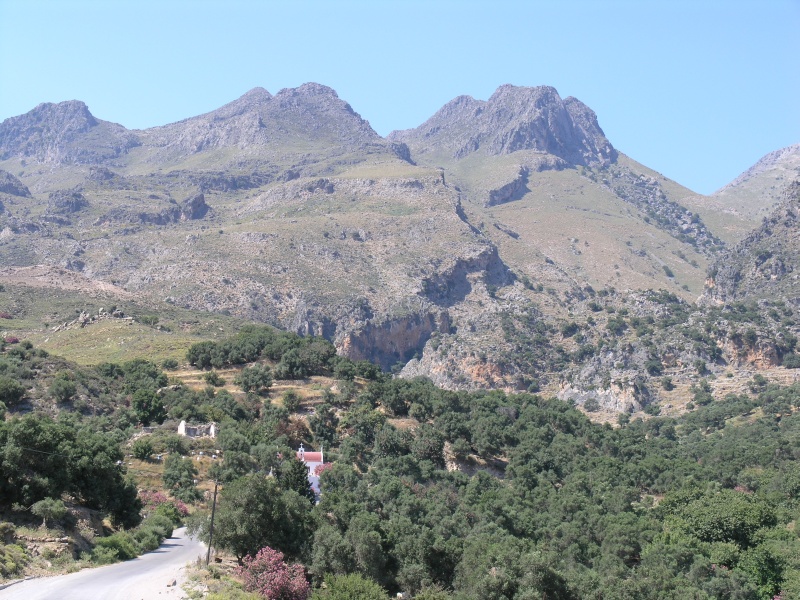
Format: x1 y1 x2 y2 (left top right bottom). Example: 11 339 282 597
1 0 797 194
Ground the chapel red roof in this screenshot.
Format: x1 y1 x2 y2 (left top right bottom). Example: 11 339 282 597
297 451 323 463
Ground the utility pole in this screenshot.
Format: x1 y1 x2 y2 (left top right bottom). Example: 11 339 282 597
206 480 218 566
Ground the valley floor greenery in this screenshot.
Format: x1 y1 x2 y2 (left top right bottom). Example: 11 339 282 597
2 326 800 599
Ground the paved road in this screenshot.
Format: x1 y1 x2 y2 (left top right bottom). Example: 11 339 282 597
0 527 205 600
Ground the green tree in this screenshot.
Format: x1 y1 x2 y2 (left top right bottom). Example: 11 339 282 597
187 341 217 369
413 586 453 600
310 524 355 581
0 414 141 528
132 389 166 426
209 450 257 484
163 454 201 503
273 349 308 380
736 545 784 600
203 474 313 563
122 358 168 393
662 488 776 548
282 390 301 412
235 364 273 394
49 374 76 403
333 360 357 381
0 376 25 406
132 437 154 461
310 574 388 600
30 497 67 528
309 403 339 446
203 370 226 387
411 424 445 467
280 456 315 504
345 513 388 585
161 434 188 455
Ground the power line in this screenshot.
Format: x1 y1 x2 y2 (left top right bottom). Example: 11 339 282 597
9 445 74 459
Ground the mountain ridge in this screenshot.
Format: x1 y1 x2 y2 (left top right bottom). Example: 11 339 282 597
1 82 798 409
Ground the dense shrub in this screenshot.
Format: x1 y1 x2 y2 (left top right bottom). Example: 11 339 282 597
142 514 174 540
140 490 188 521
204 370 226 387
0 542 28 577
0 375 25 406
93 531 140 562
132 437 154 461
49 376 77 403
311 574 387 600
162 454 202 503
782 353 800 368
237 546 310 600
235 364 273 394
187 326 338 378
133 527 161 552
282 390 301 412
645 358 663 376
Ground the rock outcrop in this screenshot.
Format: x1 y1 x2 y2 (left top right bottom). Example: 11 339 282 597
0 169 32 197
93 192 211 227
340 311 450 370
48 189 89 214
180 192 210 220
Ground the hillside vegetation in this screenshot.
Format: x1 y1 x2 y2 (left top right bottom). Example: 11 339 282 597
3 325 800 598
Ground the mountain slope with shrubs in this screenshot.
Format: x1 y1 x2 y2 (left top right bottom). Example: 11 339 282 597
2 83 795 401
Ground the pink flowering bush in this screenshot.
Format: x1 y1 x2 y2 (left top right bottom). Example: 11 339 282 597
314 463 333 477
3 336 19 344
237 546 310 600
172 500 189 516
139 490 189 516
140 490 168 507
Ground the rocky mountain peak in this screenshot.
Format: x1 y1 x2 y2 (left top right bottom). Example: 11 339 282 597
200 87 273 122
277 82 339 98
432 95 482 121
140 82 400 166
487 83 560 105
389 84 616 167
0 100 139 164
271 82 362 123
0 100 95 159
29 100 98 130
240 86 272 102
